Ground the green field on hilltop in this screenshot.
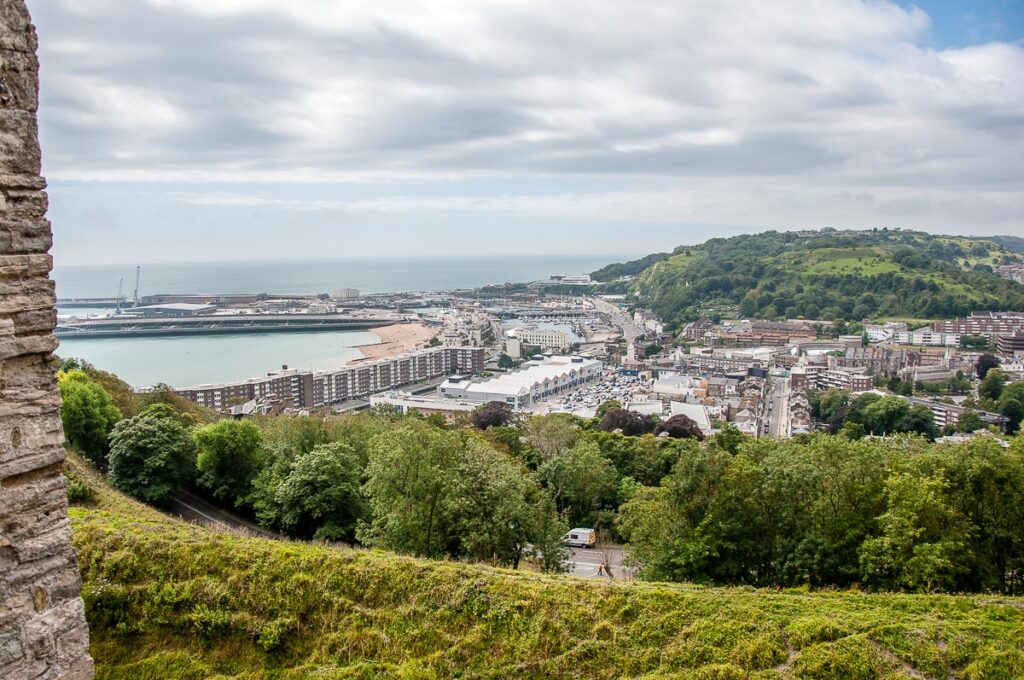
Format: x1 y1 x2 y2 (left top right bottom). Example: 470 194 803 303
67 454 1024 679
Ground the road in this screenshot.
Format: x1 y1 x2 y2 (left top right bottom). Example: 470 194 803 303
567 544 631 579
766 377 790 437
591 297 644 343
167 489 281 539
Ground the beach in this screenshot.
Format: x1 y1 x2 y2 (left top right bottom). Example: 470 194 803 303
352 322 440 363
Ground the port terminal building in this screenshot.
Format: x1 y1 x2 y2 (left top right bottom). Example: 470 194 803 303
439 355 602 410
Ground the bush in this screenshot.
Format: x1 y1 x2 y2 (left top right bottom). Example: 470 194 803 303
58 370 122 467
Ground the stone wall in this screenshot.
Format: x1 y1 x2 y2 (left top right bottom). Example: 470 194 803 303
0 1 94 678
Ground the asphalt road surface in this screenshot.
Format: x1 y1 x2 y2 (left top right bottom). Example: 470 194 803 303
767 377 790 438
167 489 280 539
591 297 644 343
568 544 631 579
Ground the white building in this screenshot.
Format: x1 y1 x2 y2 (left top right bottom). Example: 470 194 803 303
439 355 602 409
669 401 714 436
651 375 707 400
330 288 360 300
895 330 961 347
369 391 479 417
505 327 570 351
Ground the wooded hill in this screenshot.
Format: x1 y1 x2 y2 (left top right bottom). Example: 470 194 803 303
594 229 1024 330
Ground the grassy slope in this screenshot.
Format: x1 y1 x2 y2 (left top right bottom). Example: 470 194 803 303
67 453 1024 679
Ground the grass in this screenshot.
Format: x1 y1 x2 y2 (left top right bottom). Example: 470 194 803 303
67 452 1024 679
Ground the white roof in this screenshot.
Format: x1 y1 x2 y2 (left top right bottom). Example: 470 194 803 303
669 401 713 434
463 356 602 397
136 303 214 311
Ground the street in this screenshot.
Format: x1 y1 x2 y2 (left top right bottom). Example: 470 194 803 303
167 489 280 539
766 376 790 437
591 297 644 343
567 544 631 579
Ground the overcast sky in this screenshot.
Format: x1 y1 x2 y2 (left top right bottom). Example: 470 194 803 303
32 0 1024 264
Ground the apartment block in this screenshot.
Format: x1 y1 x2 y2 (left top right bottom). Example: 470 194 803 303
179 346 484 410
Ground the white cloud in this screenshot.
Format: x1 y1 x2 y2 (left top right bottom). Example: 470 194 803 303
30 0 1024 254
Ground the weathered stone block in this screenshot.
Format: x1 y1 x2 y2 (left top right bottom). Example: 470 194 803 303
0 48 37 110
0 217 51 253
0 109 39 175
2 186 47 219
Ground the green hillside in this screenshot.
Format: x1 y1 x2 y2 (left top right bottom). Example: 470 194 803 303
618 229 1024 329
981 235 1024 253
66 452 1024 679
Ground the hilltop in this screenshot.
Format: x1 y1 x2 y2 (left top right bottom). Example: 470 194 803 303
595 229 1024 330
64 451 1024 679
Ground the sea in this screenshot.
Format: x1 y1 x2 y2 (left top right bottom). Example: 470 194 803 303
54 254 630 389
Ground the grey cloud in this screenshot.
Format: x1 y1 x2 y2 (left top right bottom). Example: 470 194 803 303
26 0 1024 236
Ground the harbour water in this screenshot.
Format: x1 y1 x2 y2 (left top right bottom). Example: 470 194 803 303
58 331 379 389
53 254 630 388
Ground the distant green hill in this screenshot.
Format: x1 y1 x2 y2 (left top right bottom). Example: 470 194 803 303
980 235 1024 253
591 251 670 281
66 452 1024 679
615 229 1024 329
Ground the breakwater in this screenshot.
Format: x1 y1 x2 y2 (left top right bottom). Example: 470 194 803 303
55 314 405 339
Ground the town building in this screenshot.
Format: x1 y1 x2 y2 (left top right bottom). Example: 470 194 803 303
179 346 484 411
505 326 571 351
369 392 479 419
996 331 1024 355
439 355 602 409
331 288 360 300
894 330 961 347
934 312 1024 340
904 397 1004 431
791 366 872 392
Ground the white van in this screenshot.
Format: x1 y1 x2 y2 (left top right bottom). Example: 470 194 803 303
563 528 597 548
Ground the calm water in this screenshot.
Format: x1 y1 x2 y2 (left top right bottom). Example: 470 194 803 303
58 331 379 388
53 254 628 298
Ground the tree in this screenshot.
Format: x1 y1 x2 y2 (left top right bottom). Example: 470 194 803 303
193 419 264 507
1001 399 1023 435
108 404 195 505
497 353 516 369
359 422 468 558
653 414 704 440
538 441 618 525
523 414 579 464
598 408 656 436
956 410 985 434
862 396 911 435
976 353 1000 380
979 368 1005 402
859 474 967 593
57 370 121 467
264 442 364 542
472 401 514 430
710 423 746 454
595 399 623 419
899 405 938 441
360 421 565 570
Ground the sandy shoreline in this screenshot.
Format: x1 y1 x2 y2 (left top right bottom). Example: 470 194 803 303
348 322 440 363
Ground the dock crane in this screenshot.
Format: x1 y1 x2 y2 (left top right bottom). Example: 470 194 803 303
133 265 141 308
115 278 124 315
